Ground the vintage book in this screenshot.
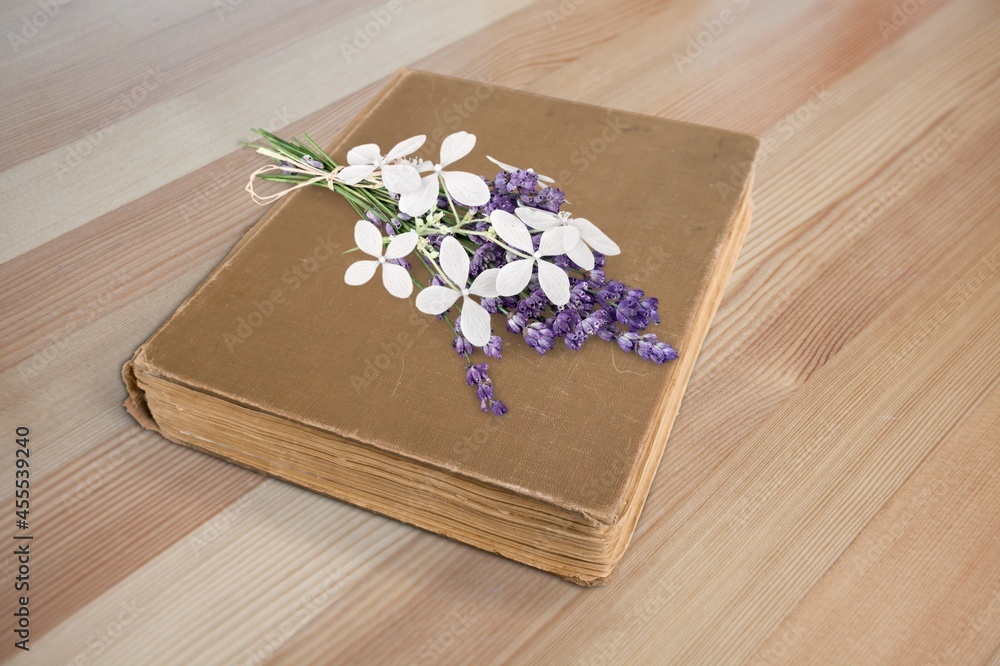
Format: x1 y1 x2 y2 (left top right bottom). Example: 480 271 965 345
123 68 759 585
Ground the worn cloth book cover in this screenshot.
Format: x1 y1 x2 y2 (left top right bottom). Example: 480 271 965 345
123 68 759 584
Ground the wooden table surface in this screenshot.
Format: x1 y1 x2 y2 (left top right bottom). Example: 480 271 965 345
2 0 999 664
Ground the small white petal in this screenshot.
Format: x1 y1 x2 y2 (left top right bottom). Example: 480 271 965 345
486 155 519 172
380 163 421 194
344 260 378 286
384 134 426 162
398 175 440 217
468 268 500 298
486 156 554 183
566 239 595 271
538 226 580 256
384 231 418 259
537 260 570 305
489 210 533 253
339 163 377 185
514 206 560 230
381 262 413 298
439 131 476 166
496 258 534 297
413 159 435 173
415 285 461 315
441 171 490 207
571 218 621 255
354 220 384 257
459 298 492 347
438 236 470 287
346 143 380 166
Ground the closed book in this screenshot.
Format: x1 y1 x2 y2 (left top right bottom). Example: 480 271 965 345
123 68 759 585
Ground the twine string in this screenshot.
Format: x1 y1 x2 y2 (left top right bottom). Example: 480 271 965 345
244 147 384 205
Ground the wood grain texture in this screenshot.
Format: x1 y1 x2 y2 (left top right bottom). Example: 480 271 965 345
0 0 997 664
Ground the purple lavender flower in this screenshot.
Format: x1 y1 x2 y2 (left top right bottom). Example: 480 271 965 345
506 310 528 334
483 193 516 215
642 296 661 325
470 242 503 276
521 185 565 212
523 321 555 354
465 363 489 385
598 280 627 302
564 330 586 350
508 169 539 191
634 335 678 364
387 257 410 270
552 309 582 336
454 336 474 357
303 155 325 170
484 335 503 359
481 297 501 314
596 326 616 342
580 310 610 336
464 362 506 415
649 340 678 364
617 332 639 353
616 295 655 331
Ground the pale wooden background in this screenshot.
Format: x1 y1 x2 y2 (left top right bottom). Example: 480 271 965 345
2 0 999 664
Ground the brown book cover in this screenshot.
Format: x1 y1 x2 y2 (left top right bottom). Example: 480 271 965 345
123 68 759 584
